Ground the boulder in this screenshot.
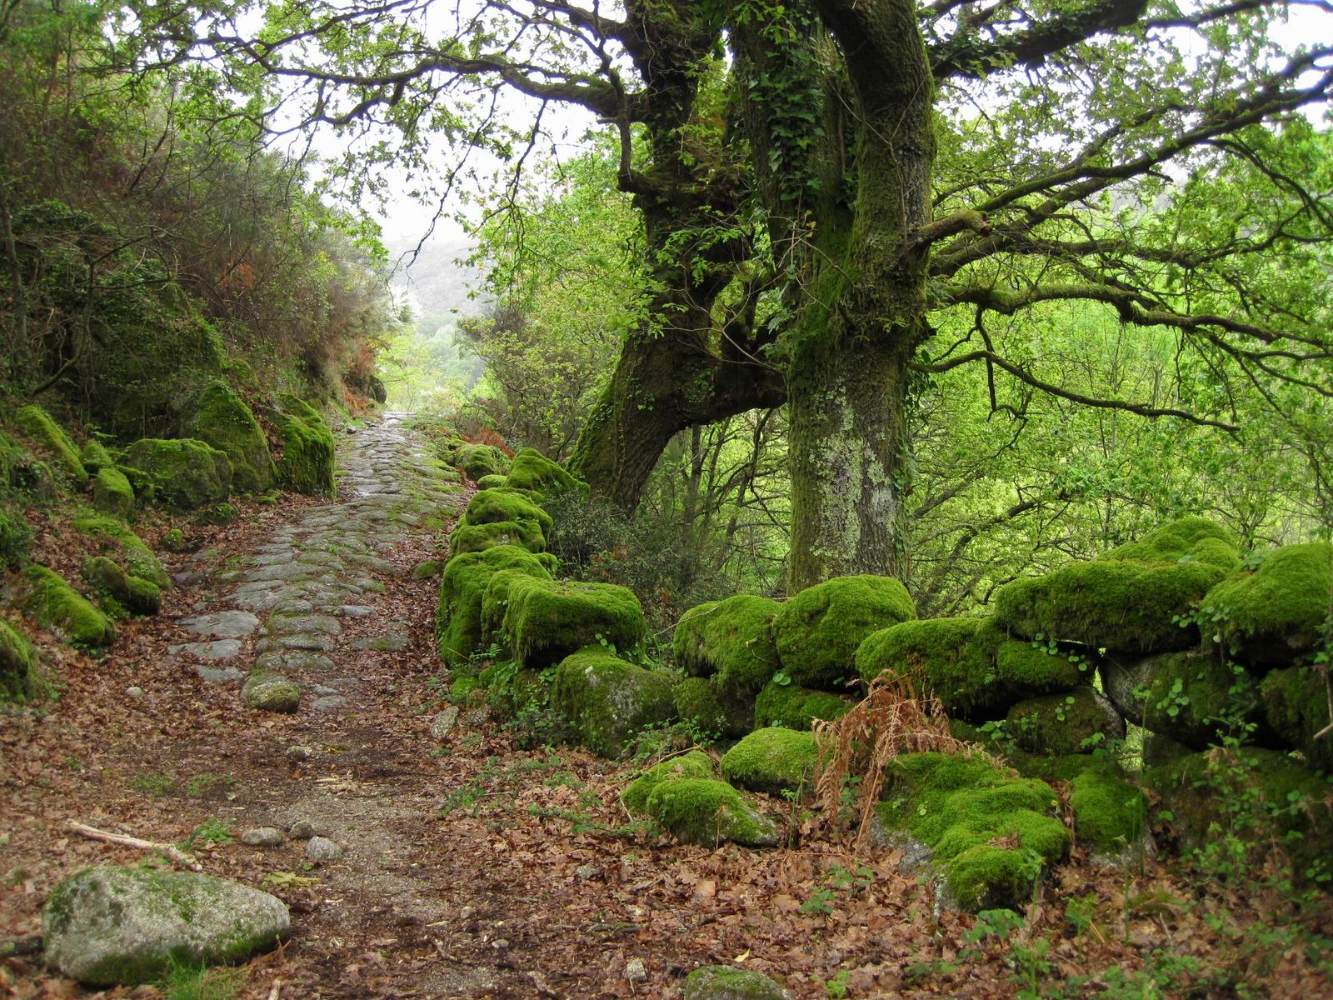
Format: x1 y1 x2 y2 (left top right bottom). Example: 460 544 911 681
91 467 134 518
475 473 508 490
672 676 750 739
622 750 716 813
84 556 161 617
454 443 510 481
71 512 169 589
19 565 115 649
274 396 335 496
435 545 553 666
674 595 782 703
242 674 300 713
495 576 644 667
0 505 29 567
1259 666 1332 773
450 487 552 555
551 648 675 756
1201 542 1332 670
0 618 37 701
642 778 778 847
773 575 915 689
187 382 277 493
503 447 584 498
42 865 289 985
855 618 1082 721
1005 687 1125 756
993 516 1238 655
15 404 86 481
721 727 819 796
875 752 1069 911
683 966 792 1000
123 438 232 509
753 680 853 731
1100 651 1256 749
1068 766 1149 862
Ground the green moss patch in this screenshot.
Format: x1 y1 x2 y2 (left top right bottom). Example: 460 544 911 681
15 404 86 481
0 506 31 568
84 556 160 617
876 752 1068 911
721 727 819 796
754 680 852 730
454 443 510 481
774 575 916 689
435 545 552 667
503 447 584 497
672 677 735 739
187 382 276 493
451 488 551 556
1201 542 1332 669
123 438 232 509
674 595 782 700
79 440 113 473
476 473 508 490
682 966 789 1000
1069 767 1147 860
994 517 1239 655
71 512 169 589
275 396 335 496
1100 652 1255 749
551 647 676 757
642 778 778 847
1005 688 1125 756
0 618 38 701
20 565 115 649
622 749 716 813
496 576 644 667
1259 666 1332 773
91 467 134 518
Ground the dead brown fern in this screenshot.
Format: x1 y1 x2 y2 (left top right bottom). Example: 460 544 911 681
812 674 994 846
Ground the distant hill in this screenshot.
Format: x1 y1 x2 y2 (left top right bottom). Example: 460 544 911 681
385 237 490 327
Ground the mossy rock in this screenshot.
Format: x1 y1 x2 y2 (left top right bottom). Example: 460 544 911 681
19 565 115 649
753 680 852 731
42 865 289 986
475 474 508 490
0 618 38 701
945 720 1108 784
411 559 443 580
187 382 276 493
123 438 232 510
84 556 160 617
773 575 915 689
643 778 778 847
15 404 86 481
454 443 510 481
1005 688 1124 756
91 467 134 519
242 673 300 713
435 545 552 666
674 595 782 700
551 647 676 757
274 396 335 496
721 727 819 796
79 440 114 474
993 517 1239 655
875 752 1069 911
1144 747 1332 881
497 576 644 667
71 513 169 589
503 447 585 497
1259 666 1332 773
1068 767 1148 861
622 749 717 813
0 506 30 568
672 677 737 739
452 488 551 556
1200 542 1332 669
1100 652 1256 749
683 966 791 1000
435 436 467 464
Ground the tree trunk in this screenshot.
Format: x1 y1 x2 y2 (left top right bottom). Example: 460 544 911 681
784 0 935 590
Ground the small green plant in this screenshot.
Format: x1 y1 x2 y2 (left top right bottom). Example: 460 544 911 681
160 958 245 1000
799 886 836 916
129 772 175 797
184 773 233 798
180 818 232 850
823 969 851 998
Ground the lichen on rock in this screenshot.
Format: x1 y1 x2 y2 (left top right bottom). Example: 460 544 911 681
551 647 675 757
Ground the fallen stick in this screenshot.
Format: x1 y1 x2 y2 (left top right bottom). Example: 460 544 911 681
66 820 201 871
268 980 283 1000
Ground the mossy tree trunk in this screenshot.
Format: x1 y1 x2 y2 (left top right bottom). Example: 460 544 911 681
783 0 935 591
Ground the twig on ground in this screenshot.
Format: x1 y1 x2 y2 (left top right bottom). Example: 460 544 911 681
66 820 201 871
